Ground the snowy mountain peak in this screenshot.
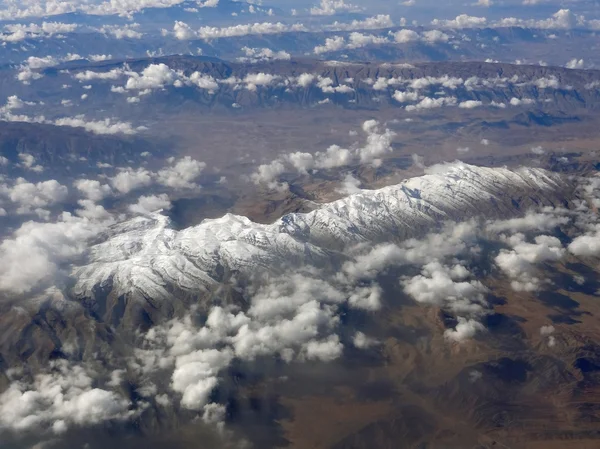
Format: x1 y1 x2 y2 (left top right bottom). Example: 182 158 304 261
72 163 567 301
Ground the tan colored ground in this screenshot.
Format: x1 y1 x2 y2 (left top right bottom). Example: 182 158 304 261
253 262 600 449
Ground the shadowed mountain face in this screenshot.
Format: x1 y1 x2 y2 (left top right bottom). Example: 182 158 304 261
15 57 600 117
0 120 170 172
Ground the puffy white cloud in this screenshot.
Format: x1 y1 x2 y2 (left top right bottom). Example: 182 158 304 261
16 67 44 84
540 324 555 336
0 361 132 433
252 120 394 186
310 0 360 16
342 221 479 282
337 173 362 195
402 261 488 315
495 234 565 291
432 14 487 28
509 97 535 106
173 20 196 40
347 32 390 48
372 76 402 90
317 76 354 93
0 95 34 114
527 76 560 89
52 116 143 135
540 324 556 347
75 200 112 221
134 269 368 413
248 274 345 320
352 331 378 348
547 9 581 28
391 29 420 43
444 317 485 342
174 364 221 410
421 30 450 43
16 53 105 84
129 194 172 215
327 14 394 31
0 97 142 135
100 24 143 39
125 63 177 90
9 22 74 35
25 55 58 69
314 36 346 54
234 304 340 362
74 68 125 81
566 58 584 69
531 146 545 155
238 47 291 63
411 153 425 168
251 160 286 186
110 168 153 194
392 90 419 102
313 145 354 168
117 64 219 94
74 179 112 201
0 212 112 294
405 96 457 111
6 178 68 214
296 73 316 88
243 73 280 91
568 228 600 257
410 75 463 90
487 210 569 233
314 27 429 52
198 0 219 7
17 153 43 172
0 21 77 42
496 9 581 29
285 152 314 174
304 335 343 361
88 54 112 61
356 120 395 164
157 156 206 189
347 284 382 310
0 0 203 19
196 22 305 40
459 100 483 109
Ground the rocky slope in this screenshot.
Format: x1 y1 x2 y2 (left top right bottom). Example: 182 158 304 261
5 57 600 120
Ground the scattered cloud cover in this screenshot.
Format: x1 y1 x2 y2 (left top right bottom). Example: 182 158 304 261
310 0 361 16
251 119 395 187
1 0 600 442
1 157 600 439
0 21 77 42
168 21 306 40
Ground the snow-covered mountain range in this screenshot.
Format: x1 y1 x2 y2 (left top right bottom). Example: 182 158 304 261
73 163 567 301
